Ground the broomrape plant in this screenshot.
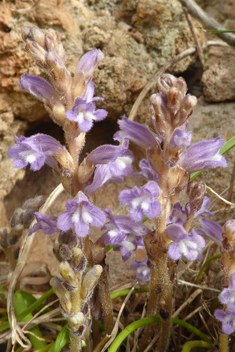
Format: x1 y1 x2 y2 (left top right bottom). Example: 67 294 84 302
4 26 235 352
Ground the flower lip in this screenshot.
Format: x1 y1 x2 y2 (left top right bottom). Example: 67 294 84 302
114 115 157 149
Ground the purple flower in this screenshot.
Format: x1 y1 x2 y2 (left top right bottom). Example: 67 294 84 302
130 260 151 281
57 191 106 237
8 134 64 171
119 181 161 222
133 159 159 183
214 310 235 335
76 49 104 79
167 202 187 226
102 208 150 261
66 81 107 132
178 136 227 173
19 74 61 106
114 116 157 149
197 217 223 246
169 128 192 150
113 235 145 261
218 272 235 313
85 144 134 194
165 224 205 261
28 213 58 236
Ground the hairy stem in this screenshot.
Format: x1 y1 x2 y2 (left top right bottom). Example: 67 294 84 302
155 249 173 352
139 258 159 351
220 333 228 352
70 281 83 352
98 267 114 334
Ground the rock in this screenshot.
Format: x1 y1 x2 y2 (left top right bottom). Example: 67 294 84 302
201 46 235 102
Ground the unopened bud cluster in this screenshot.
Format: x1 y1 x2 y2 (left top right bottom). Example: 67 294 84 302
0 196 44 250
51 230 102 338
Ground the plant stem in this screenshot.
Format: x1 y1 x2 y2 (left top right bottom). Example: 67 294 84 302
98 267 113 334
155 249 173 352
70 283 83 352
70 333 82 352
219 333 228 352
139 242 159 351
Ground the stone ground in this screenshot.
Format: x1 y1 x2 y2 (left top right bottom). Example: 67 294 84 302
1 0 235 293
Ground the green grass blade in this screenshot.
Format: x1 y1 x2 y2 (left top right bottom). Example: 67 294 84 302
182 340 212 352
195 254 221 284
209 30 235 33
172 318 214 346
108 316 161 352
48 324 69 352
110 287 149 300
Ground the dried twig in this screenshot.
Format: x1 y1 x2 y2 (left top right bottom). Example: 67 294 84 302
178 0 235 46
172 288 202 319
183 6 205 69
128 47 196 122
206 185 235 207
14 0 41 13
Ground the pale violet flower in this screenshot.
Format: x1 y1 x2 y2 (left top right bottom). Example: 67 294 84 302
66 81 107 132
165 224 205 261
178 136 227 173
85 144 134 194
130 260 151 281
28 213 58 236
119 181 161 222
57 191 106 237
8 134 64 171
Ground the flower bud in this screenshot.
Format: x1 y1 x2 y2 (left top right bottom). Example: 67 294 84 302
76 49 104 80
69 312 85 332
173 94 197 128
50 277 67 299
187 182 206 214
59 244 73 261
150 93 170 137
81 265 103 299
52 104 66 126
22 195 45 227
22 26 45 48
45 29 65 62
60 294 72 315
46 51 72 96
58 230 79 249
0 228 8 249
223 220 235 246
10 208 24 228
25 41 47 68
59 261 77 286
7 224 24 246
71 248 87 272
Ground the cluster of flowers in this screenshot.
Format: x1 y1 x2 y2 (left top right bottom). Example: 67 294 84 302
7 26 233 341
